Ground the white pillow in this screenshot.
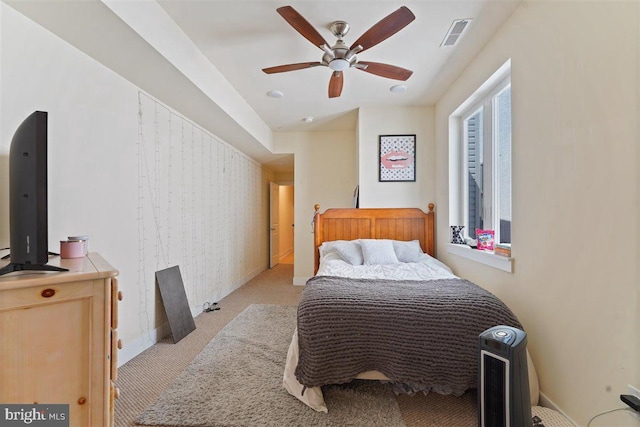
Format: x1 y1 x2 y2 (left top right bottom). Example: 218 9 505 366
319 240 346 258
319 240 363 265
360 239 399 265
392 240 423 263
333 241 364 265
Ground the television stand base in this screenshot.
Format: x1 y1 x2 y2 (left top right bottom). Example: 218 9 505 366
0 263 68 277
1 251 61 260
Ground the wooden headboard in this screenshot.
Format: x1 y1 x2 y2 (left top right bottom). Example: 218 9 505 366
313 203 435 274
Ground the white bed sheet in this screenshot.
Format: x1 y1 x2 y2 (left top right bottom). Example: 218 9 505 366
317 251 457 281
283 251 539 412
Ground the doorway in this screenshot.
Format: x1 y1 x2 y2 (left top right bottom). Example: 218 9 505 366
269 183 294 268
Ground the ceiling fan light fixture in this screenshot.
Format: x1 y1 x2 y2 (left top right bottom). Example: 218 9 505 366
303 117 314 123
328 58 350 71
390 84 407 93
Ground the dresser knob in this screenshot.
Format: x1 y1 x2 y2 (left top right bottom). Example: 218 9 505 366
78 397 86 405
117 291 123 301
41 289 55 298
117 339 123 349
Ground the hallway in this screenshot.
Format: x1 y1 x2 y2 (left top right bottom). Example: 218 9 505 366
280 251 294 265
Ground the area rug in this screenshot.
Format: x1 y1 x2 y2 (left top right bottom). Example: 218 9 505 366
135 304 407 427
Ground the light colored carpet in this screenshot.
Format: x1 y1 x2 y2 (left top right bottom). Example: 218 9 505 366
135 304 406 427
115 265 304 427
116 264 574 427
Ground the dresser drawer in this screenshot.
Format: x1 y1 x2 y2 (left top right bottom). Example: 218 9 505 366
0 280 95 311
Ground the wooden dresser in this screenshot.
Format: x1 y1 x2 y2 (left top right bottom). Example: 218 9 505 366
0 253 121 427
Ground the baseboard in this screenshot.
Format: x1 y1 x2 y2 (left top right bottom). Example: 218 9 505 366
538 391 580 426
279 248 293 261
200 265 266 308
118 321 171 367
119 264 267 367
293 276 310 286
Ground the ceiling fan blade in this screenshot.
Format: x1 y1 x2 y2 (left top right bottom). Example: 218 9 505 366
262 62 324 74
350 6 415 53
356 61 413 81
277 6 328 50
328 71 343 98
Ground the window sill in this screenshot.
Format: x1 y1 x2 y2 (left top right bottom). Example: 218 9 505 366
446 244 513 273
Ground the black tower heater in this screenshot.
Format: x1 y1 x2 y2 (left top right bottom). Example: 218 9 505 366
478 325 532 427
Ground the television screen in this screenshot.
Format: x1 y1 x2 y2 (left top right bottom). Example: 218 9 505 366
1 111 66 276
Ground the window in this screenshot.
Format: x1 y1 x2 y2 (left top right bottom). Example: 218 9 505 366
460 72 511 245
448 60 512 271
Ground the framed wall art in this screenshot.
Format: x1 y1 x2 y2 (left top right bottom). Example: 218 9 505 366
379 134 416 182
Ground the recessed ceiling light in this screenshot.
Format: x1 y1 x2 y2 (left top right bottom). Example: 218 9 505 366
390 84 407 93
303 117 314 123
267 90 284 98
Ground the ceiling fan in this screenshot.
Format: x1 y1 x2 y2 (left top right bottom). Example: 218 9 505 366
262 5 415 98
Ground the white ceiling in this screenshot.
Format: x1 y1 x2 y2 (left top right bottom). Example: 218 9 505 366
156 0 520 132
4 0 521 172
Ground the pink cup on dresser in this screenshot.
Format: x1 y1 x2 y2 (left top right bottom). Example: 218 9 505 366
60 240 85 259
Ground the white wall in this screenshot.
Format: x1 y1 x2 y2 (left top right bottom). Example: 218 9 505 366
435 1 639 425
274 131 356 283
636 2 640 413
357 106 435 210
1 4 272 363
275 107 437 283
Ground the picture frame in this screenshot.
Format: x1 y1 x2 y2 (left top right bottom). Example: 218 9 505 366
379 134 416 182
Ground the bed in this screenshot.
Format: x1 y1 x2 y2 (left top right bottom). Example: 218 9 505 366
283 204 538 412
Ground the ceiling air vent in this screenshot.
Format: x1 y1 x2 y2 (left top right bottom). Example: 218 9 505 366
441 19 472 47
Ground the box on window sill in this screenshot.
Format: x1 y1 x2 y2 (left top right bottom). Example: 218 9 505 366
494 244 511 258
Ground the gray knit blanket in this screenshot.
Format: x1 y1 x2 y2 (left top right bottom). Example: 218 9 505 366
295 275 522 395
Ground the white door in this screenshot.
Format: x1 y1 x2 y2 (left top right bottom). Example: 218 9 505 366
269 182 280 268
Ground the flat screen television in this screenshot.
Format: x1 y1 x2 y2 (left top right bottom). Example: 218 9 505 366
0 111 66 276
